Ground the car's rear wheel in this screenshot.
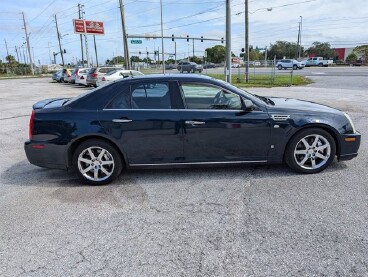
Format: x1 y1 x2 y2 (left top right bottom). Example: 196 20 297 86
285 128 336 174
73 139 123 185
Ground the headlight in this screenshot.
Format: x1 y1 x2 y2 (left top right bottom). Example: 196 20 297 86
344 113 356 133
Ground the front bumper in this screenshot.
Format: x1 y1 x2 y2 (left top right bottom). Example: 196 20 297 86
24 141 68 170
338 132 361 161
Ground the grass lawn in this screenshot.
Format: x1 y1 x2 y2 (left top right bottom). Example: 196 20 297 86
205 73 312 87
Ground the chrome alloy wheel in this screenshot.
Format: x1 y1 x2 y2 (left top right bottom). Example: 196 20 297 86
294 134 331 170
78 146 115 182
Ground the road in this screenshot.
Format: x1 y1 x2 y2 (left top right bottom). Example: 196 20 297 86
0 75 367 276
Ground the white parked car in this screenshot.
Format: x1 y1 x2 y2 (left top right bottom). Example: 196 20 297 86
96 69 144 87
75 68 91 86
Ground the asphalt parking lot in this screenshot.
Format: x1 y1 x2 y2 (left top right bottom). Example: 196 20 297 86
1 73 367 276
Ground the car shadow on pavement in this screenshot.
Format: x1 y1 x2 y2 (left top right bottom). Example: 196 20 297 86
1 159 348 188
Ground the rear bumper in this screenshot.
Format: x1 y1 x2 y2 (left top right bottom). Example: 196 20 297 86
86 78 97 86
338 132 361 161
24 141 68 170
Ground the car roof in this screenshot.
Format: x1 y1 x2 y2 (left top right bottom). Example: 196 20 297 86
117 74 212 81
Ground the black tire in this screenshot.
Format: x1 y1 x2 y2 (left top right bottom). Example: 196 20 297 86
318 63 323 67
73 139 123 185
278 65 282 70
285 128 336 174
293 65 297 70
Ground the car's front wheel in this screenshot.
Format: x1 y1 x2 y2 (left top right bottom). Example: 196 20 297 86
278 65 282 70
73 139 123 185
285 128 336 174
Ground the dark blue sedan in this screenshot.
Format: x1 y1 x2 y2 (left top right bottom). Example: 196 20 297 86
25 74 361 185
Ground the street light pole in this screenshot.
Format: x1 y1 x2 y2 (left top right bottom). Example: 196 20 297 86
225 0 231 83
245 0 249 83
299 16 303 59
160 0 165 73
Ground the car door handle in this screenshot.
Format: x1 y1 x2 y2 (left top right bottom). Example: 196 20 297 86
185 120 205 126
112 119 133 123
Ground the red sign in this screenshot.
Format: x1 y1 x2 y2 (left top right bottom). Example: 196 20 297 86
73 19 85 34
85 20 105 35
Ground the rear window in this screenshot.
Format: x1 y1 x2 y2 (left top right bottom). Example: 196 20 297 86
88 68 97 74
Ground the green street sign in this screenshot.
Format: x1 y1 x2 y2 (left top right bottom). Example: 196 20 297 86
131 40 142 44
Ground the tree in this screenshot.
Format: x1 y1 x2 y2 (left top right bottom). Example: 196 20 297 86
5 55 17 65
107 56 125 65
189 56 203 64
130 56 141 62
205 45 226 63
353 45 368 62
268 41 301 59
306 42 336 59
345 53 357 63
166 58 176 64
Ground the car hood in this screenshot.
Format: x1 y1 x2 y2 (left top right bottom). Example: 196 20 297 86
267 97 342 114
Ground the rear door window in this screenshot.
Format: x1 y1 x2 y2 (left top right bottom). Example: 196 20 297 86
131 82 171 109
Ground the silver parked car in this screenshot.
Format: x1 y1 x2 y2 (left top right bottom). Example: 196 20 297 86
276 59 304 70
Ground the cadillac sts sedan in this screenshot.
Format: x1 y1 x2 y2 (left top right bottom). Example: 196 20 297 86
25 75 361 185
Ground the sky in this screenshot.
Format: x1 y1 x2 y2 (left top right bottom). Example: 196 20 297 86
0 0 367 65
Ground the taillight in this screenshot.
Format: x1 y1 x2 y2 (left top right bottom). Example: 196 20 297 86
68 74 71 77
91 73 98 78
29 110 35 140
80 76 84 79
102 77 106 81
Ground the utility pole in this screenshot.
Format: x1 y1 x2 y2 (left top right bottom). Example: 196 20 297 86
14 46 19 62
81 8 90 67
48 42 52 64
192 39 195 59
244 0 249 83
299 16 303 59
93 35 99 66
4 39 9 57
21 12 34 75
225 0 231 83
54 14 65 66
78 4 85 67
174 41 177 64
119 0 130 69
160 0 165 73
296 21 301 59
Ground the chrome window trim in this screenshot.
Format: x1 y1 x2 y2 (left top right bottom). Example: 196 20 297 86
102 108 265 113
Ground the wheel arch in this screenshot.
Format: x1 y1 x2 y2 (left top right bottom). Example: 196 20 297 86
283 124 341 161
67 134 128 168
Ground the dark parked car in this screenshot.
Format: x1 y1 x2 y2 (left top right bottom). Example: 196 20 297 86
202 62 216 69
177 62 203 73
25 75 361 185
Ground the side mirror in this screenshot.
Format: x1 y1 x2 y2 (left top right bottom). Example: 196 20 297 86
243 99 255 111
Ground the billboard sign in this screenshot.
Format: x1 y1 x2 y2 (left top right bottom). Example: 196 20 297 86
73 19 104 35
73 19 85 34
85 20 105 35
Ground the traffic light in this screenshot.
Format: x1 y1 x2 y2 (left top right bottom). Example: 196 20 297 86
139 51 141 55
147 51 149 55
241 48 245 53
221 37 224 43
186 35 189 42
172 34 174 41
201 36 203 42
63 49 66 53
